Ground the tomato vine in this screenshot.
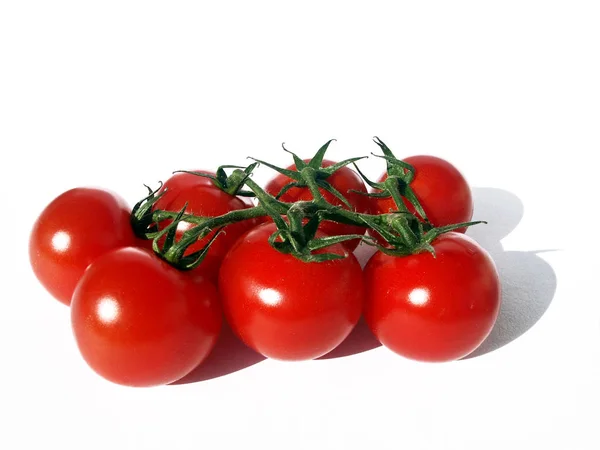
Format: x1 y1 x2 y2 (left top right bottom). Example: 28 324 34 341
131 138 484 269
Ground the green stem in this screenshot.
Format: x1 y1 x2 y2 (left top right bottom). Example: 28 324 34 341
301 167 376 226
383 177 409 213
152 205 267 228
132 152 485 267
148 180 424 236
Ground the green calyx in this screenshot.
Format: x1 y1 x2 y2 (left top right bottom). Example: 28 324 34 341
362 212 485 257
352 137 429 222
267 201 367 263
175 162 259 197
131 176 268 270
130 183 166 239
250 139 366 209
130 138 486 269
148 203 226 271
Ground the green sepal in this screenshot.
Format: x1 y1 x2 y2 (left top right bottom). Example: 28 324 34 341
248 157 301 180
308 139 336 169
175 161 258 197
274 181 302 199
402 185 428 221
157 203 188 255
176 227 226 270
267 227 347 263
321 156 367 175
372 136 416 179
302 213 322 242
352 162 382 190
281 143 307 170
360 214 408 249
222 162 259 197
316 179 353 209
251 140 367 214
130 183 166 239
263 195 355 263
267 229 292 254
421 220 487 245
369 138 429 221
146 202 226 270
370 152 416 182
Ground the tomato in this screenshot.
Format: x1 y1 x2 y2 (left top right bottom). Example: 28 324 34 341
29 188 136 306
157 170 216 206
373 155 473 233
264 160 371 251
71 247 222 387
218 222 364 361
364 232 500 362
153 184 257 282
158 170 254 207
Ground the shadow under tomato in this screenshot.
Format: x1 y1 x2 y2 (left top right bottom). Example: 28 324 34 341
170 322 265 385
318 317 381 359
318 243 382 360
463 187 558 359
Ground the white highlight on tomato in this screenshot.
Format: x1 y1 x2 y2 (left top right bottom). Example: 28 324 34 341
51 231 71 252
259 288 282 306
97 297 120 323
408 287 430 306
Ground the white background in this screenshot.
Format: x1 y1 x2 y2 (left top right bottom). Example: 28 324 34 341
1 1 599 449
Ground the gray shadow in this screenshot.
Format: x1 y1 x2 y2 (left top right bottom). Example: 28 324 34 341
318 316 381 359
318 242 381 359
170 321 265 385
464 187 558 358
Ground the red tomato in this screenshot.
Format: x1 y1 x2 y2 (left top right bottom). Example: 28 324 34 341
218 222 364 361
373 155 473 233
157 170 216 205
364 232 500 362
29 188 136 306
133 170 218 252
71 247 222 387
153 184 257 281
158 170 254 207
264 160 371 251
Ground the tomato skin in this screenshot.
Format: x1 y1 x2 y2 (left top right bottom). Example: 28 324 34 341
29 188 136 306
71 247 222 387
374 155 473 233
158 170 216 205
153 185 257 282
364 232 500 362
218 222 364 361
264 160 371 251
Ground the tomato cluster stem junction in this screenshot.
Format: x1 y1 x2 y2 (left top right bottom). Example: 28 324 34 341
131 138 484 268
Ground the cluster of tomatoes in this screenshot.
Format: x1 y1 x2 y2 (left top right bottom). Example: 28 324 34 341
29 139 500 387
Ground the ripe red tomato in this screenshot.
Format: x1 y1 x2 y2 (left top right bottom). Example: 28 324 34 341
364 232 500 362
373 155 473 233
71 247 222 387
157 170 216 205
29 188 136 306
218 222 364 361
153 184 257 281
264 160 371 251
